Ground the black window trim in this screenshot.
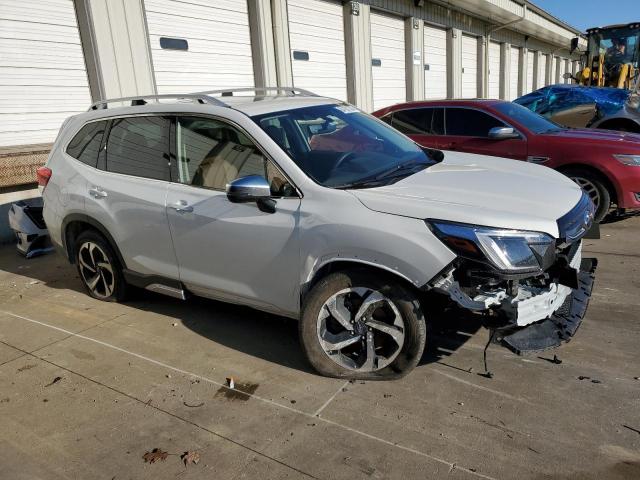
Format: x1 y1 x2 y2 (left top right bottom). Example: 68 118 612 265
169 113 302 199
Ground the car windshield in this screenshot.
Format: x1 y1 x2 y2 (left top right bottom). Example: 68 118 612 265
252 104 436 188
494 102 564 134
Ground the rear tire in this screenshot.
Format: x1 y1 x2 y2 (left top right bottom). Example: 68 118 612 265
75 230 127 302
564 168 611 223
299 270 426 380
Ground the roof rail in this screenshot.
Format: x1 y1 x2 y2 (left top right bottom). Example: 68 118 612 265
195 86 318 97
87 93 227 111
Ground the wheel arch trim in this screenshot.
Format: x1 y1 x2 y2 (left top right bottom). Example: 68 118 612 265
61 213 127 269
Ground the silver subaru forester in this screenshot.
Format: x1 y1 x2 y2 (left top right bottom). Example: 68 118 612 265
41 88 597 379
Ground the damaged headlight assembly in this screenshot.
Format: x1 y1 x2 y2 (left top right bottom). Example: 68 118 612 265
427 221 555 274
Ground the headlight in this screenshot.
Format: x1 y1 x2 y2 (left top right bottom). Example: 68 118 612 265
613 154 640 166
428 221 555 273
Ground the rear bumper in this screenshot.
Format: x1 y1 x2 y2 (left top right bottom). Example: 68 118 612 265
498 258 597 355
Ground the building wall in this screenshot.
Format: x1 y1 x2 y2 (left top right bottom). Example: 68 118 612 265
1 0 586 182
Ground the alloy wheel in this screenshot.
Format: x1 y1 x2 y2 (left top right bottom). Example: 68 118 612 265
570 176 601 210
316 287 405 372
78 241 115 299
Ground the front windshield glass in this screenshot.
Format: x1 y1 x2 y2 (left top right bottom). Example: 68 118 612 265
494 102 564 134
252 104 435 188
589 26 640 68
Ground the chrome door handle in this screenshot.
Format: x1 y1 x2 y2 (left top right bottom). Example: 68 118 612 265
89 186 107 198
168 200 193 213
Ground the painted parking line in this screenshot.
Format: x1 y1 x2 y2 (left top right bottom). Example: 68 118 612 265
0 309 498 480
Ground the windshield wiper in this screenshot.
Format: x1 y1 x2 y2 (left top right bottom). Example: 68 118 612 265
333 160 431 190
373 159 432 181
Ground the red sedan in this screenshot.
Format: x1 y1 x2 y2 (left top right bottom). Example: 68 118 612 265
373 99 640 222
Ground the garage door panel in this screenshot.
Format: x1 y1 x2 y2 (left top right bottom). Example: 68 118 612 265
509 46 519 100
539 55 548 86
289 0 347 101
526 50 534 93
146 0 254 94
461 35 478 98
424 25 447 99
0 0 90 146
488 41 500 99
371 11 405 110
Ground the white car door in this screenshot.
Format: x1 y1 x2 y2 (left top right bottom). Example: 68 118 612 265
165 115 302 316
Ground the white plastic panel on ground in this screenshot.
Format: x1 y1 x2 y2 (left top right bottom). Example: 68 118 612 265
539 54 548 87
423 24 447 99
461 34 478 98
288 0 347 101
526 50 535 93
488 41 501 99
145 0 254 94
0 0 91 146
509 46 520 100
370 11 406 110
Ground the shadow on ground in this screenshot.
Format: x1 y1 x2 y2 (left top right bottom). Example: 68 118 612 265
1 244 485 376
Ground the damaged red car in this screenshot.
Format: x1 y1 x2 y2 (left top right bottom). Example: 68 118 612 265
373 100 640 222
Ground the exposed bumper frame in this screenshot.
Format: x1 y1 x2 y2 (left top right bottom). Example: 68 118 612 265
497 258 598 355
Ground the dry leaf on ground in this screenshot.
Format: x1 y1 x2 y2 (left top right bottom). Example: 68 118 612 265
181 451 200 466
142 448 168 464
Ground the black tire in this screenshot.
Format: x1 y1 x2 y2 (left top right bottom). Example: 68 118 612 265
75 230 127 302
299 270 426 380
563 168 611 223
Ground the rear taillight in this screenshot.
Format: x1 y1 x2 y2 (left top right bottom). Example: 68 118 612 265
36 166 52 190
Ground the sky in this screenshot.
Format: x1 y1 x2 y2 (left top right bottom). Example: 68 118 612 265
532 0 637 32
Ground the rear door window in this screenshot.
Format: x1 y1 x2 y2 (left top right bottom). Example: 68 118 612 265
391 108 444 135
66 121 108 167
105 116 170 180
445 108 506 136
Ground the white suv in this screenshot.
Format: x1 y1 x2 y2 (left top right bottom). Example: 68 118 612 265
40 88 597 379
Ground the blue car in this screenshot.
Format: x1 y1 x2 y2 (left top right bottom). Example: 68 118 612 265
515 84 640 133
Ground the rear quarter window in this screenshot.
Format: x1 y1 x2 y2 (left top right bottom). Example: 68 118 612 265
66 121 108 167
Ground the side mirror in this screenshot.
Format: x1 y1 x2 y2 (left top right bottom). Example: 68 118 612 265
488 127 520 140
226 175 275 213
570 37 579 53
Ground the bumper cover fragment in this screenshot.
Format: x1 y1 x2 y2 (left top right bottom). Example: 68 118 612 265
498 258 597 355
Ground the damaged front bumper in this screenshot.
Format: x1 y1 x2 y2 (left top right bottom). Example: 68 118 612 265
431 243 598 354
498 258 597 354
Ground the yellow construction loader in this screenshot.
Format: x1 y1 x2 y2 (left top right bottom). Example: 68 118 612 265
571 22 639 89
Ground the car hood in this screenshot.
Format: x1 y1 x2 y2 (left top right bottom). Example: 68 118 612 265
349 151 582 237
542 128 640 146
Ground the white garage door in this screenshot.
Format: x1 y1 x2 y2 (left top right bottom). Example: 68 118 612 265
461 34 478 98
423 24 447 99
509 46 520 100
552 56 559 83
370 11 406 110
526 50 535 93
563 59 571 84
488 41 501 99
288 0 347 101
0 0 91 147
539 54 548 87
145 0 254 94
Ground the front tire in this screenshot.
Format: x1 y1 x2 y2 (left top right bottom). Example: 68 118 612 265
564 168 611 222
75 230 127 302
299 270 426 380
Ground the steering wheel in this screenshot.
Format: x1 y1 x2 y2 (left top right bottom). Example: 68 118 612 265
329 151 357 176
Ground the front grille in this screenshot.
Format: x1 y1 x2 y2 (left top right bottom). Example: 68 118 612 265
557 192 594 244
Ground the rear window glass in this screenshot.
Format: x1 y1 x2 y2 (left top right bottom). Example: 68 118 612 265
66 121 107 167
105 116 170 181
392 108 444 135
